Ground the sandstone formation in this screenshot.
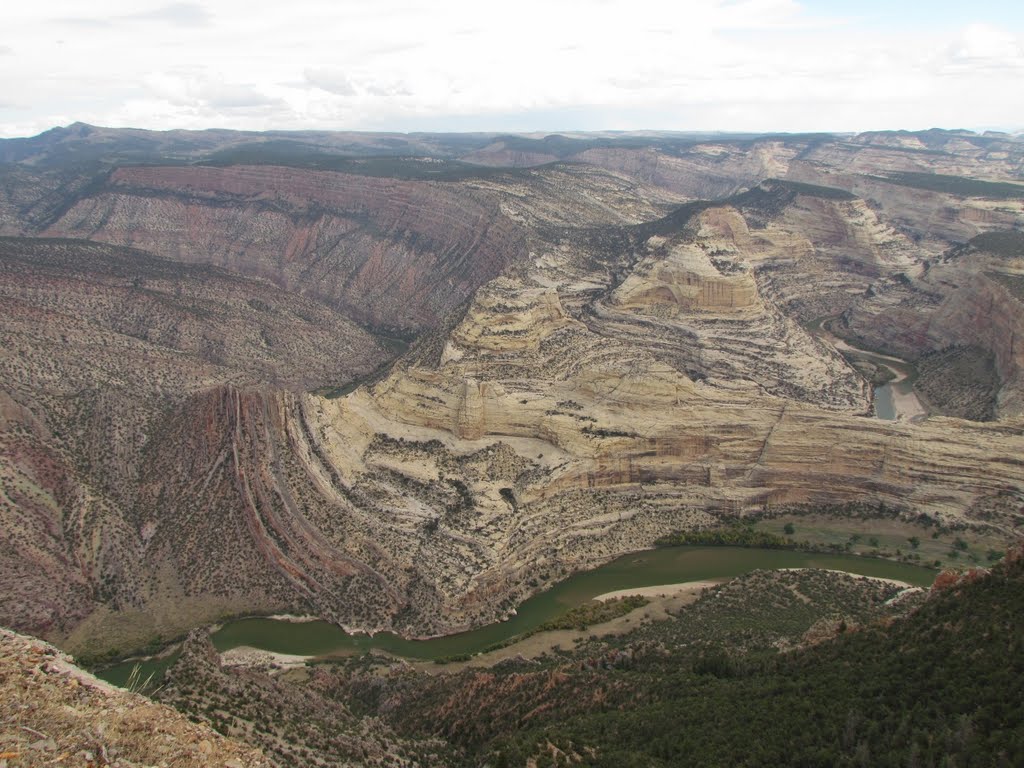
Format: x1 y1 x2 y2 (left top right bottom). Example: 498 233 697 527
0 126 1021 658
0 237 387 644
267 181 1023 636
39 165 527 334
840 248 1024 418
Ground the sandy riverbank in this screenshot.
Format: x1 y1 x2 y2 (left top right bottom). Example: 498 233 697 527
593 580 724 602
215 571 920 674
811 318 926 421
890 387 927 421
409 580 728 675
220 646 311 670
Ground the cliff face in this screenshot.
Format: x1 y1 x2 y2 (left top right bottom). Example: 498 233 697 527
841 250 1024 417
42 165 528 333
99 179 1013 642
926 271 1024 415
1 130 1023 656
572 141 800 199
286 256 1022 635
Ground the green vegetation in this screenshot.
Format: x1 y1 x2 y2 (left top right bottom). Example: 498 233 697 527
367 554 1024 767
200 142 532 181
876 171 1024 199
769 178 857 200
869 362 898 386
98 545 933 687
915 344 999 422
987 271 1024 302
972 231 1024 258
433 597 650 664
534 596 649 633
656 524 792 549
581 425 637 438
753 509 1010 569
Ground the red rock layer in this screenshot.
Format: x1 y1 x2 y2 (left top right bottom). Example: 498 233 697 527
45 165 527 332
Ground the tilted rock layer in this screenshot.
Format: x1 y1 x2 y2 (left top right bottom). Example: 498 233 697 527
0 127 1021 654
43 165 528 333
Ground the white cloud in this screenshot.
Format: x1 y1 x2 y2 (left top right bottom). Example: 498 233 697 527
1 1 1022 136
943 22 1024 72
304 68 357 97
123 3 213 27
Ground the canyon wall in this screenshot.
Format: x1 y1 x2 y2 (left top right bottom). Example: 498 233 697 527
0 132 1022 655
43 165 528 333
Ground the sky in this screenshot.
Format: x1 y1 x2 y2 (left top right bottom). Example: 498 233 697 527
1 0 1022 138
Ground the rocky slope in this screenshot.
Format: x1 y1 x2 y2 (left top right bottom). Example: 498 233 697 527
0 237 388 644
146 568 930 767
274 183 1023 636
37 165 528 334
0 127 1021 660
345 549 1024 767
59 175 1024 651
153 631 448 767
839 244 1024 417
0 626 269 767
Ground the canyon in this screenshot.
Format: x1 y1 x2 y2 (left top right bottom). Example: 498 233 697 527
0 125 1021 663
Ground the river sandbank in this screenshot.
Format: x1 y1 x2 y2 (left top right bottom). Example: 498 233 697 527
593 579 724 602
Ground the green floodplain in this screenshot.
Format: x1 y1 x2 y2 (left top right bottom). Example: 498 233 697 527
97 545 936 687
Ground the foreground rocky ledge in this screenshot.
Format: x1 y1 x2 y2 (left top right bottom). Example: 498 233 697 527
0 627 269 768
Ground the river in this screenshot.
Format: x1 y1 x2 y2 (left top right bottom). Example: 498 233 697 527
97 545 935 687
98 319 931 687
805 316 925 421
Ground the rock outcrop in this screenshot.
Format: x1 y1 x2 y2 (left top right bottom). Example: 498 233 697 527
0 626 269 767
0 237 388 647
42 165 528 333
0 128 1022 657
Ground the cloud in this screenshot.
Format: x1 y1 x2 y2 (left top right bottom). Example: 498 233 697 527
0 45 12 55
50 17 112 27
201 82 281 109
4 1 1024 136
144 71 283 111
365 81 412 98
53 3 210 29
944 23 1024 71
304 68 357 97
363 42 424 58
123 3 212 27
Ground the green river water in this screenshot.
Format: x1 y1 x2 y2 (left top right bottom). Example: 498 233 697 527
803 316 921 421
97 546 935 687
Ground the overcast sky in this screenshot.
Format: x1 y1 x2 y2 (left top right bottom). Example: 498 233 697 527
1 0 1022 138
